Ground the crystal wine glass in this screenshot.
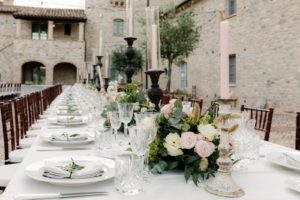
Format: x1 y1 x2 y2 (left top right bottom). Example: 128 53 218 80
109 111 122 143
128 126 150 157
118 103 134 136
134 112 160 176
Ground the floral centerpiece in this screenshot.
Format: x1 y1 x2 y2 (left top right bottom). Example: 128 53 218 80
101 82 155 126
149 99 221 185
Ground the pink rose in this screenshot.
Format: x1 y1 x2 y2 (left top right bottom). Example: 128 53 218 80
195 140 215 158
181 132 197 149
196 134 205 141
161 104 172 119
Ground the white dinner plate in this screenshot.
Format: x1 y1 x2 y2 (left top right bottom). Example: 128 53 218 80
286 178 300 193
25 156 115 186
56 110 82 116
265 151 300 171
40 131 94 146
48 116 88 126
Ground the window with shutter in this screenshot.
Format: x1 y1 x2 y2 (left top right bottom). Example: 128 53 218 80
228 0 236 16
229 54 236 84
180 62 188 90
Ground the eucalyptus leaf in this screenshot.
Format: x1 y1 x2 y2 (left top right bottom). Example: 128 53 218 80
168 161 180 170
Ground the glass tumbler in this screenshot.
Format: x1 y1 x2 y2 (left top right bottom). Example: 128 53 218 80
94 128 112 150
114 153 144 195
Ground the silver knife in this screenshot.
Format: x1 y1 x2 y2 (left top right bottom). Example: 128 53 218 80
36 147 91 151
14 192 108 200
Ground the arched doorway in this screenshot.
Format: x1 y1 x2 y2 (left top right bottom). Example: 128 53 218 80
22 62 46 85
53 63 77 85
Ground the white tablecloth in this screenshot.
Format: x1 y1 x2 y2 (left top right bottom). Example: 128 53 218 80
1 116 300 199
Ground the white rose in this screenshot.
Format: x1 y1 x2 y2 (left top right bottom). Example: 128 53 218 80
197 124 219 141
149 102 155 110
133 102 140 111
141 116 155 129
140 107 147 113
169 99 177 107
163 133 183 156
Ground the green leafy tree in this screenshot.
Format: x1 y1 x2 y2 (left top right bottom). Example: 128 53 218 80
160 8 200 92
111 46 144 74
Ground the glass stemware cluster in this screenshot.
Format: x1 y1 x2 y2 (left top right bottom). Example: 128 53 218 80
232 111 261 169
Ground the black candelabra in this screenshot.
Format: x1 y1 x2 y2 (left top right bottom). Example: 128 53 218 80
104 77 110 92
145 69 164 111
88 73 91 84
94 56 103 91
124 37 137 84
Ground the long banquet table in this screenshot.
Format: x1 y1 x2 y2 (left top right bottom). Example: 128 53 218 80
1 95 300 200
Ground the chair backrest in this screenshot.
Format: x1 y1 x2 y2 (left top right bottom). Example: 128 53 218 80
26 94 37 126
161 94 171 105
241 105 274 141
171 94 184 101
188 98 203 114
13 97 27 146
296 112 300 150
191 85 197 99
0 102 16 161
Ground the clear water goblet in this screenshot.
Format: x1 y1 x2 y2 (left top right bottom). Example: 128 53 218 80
118 103 134 136
109 111 122 143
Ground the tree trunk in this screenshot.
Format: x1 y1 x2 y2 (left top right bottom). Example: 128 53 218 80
166 59 172 92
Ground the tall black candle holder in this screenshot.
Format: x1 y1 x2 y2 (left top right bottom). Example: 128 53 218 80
104 77 110 92
95 56 103 91
124 37 137 84
145 69 164 111
88 73 91 84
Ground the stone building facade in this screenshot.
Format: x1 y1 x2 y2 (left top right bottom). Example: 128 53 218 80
0 0 299 112
0 3 86 85
170 0 300 113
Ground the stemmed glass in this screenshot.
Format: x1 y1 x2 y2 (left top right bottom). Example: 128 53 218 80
109 111 122 144
118 103 134 136
128 125 150 158
134 112 160 176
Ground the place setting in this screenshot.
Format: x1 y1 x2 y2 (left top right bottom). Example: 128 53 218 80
40 130 95 146
48 116 88 126
24 156 115 186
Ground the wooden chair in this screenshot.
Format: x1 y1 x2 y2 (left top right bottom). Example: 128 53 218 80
0 103 21 189
161 94 171 105
0 102 28 163
191 85 197 99
241 105 274 141
296 112 300 150
13 97 35 148
188 98 203 114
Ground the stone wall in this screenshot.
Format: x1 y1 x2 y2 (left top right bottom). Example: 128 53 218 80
84 0 173 86
13 39 85 84
0 12 15 82
170 0 300 113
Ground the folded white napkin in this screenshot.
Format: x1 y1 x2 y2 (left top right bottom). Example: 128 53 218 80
57 105 79 110
57 109 81 115
285 153 300 168
51 132 88 141
56 117 83 123
43 160 104 179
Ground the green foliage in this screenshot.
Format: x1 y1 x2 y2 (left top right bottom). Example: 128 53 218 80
160 8 201 91
149 99 220 186
111 46 144 74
